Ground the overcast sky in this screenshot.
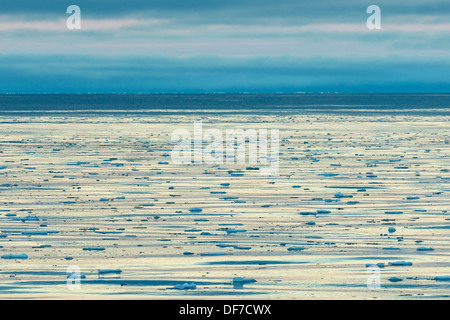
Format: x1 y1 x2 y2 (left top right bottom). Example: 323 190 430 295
1 0 449 93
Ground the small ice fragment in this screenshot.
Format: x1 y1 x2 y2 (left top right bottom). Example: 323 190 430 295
2 253 28 260
200 252 226 256
388 277 403 282
22 230 48 235
232 277 256 289
287 247 305 251
365 263 385 268
15 216 39 222
35 244 51 248
388 261 412 266
334 192 352 198
385 211 403 215
417 246 434 251
319 173 338 177
98 269 122 277
173 283 196 290
434 276 450 281
83 247 105 251
300 212 316 216
189 207 202 213
225 229 247 234
217 244 235 248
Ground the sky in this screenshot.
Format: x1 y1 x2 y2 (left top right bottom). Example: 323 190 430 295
0 0 449 93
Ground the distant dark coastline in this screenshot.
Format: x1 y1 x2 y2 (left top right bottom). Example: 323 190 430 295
0 94 449 115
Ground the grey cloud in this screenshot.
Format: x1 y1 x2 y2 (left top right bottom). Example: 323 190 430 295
0 54 449 93
2 0 450 25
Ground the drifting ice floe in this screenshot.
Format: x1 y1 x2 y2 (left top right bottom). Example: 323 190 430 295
417 246 434 251
172 283 197 290
287 247 306 251
232 277 256 289
2 253 28 260
98 269 122 278
388 277 403 283
434 276 450 282
200 252 226 256
388 261 413 266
